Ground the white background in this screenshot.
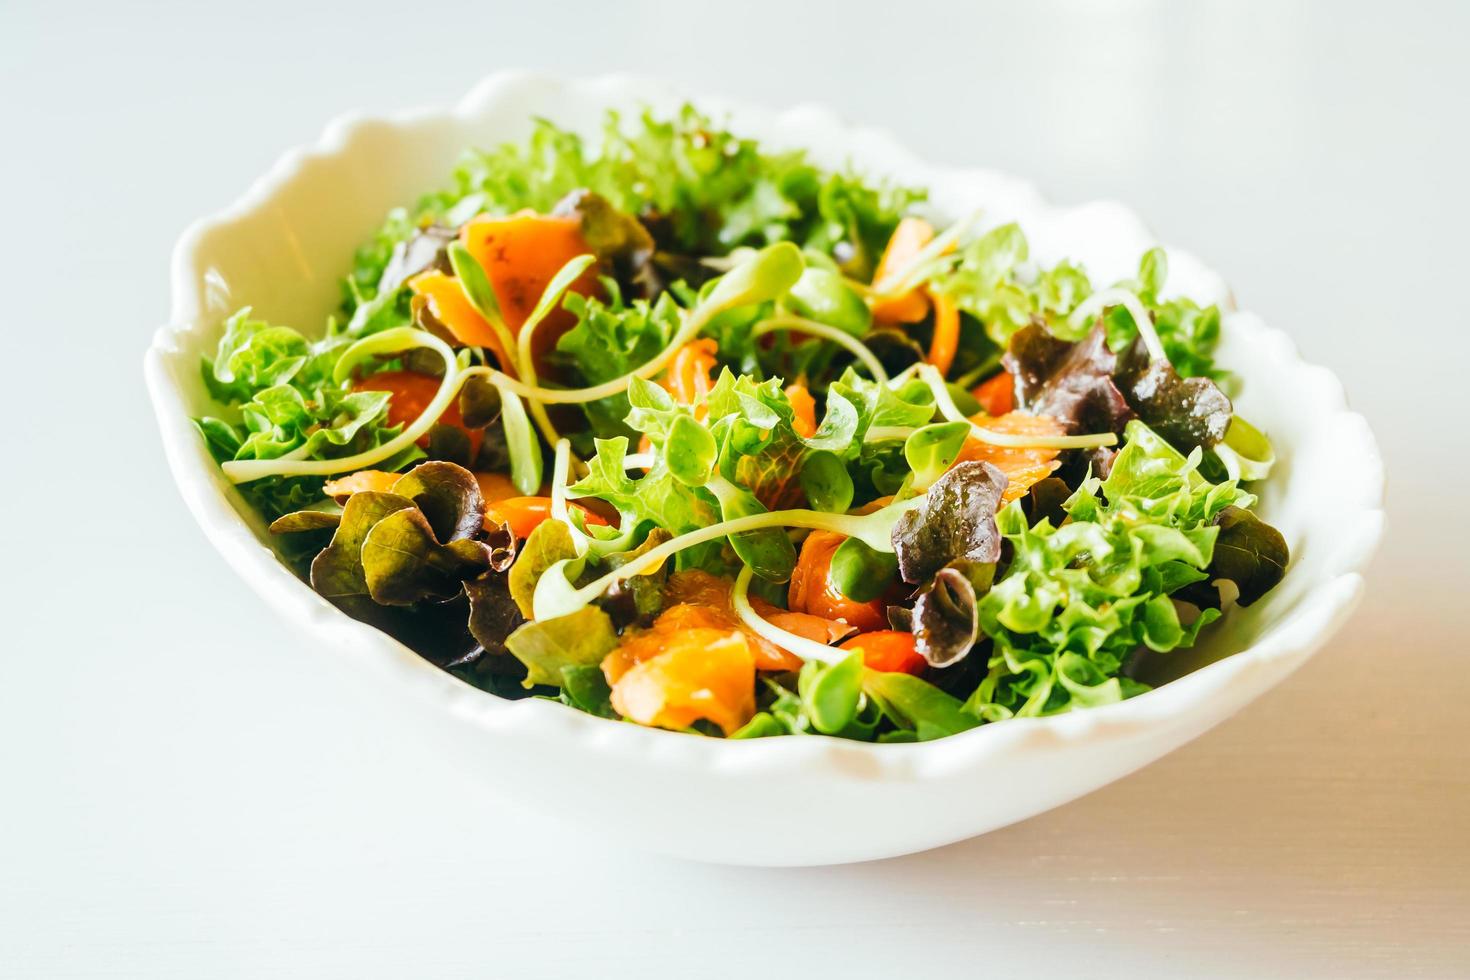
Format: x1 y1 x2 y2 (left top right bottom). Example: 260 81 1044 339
3 1 1466 977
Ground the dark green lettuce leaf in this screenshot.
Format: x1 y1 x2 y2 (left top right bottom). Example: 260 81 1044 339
344 206 418 314
370 106 920 270
1022 476 1072 528
801 170 924 281
862 330 928 377
425 424 474 468
1150 300 1224 383
707 477 797 582
861 670 980 741
553 287 680 441
797 650 865 735
761 669 881 740
1176 505 1290 608
559 664 616 718
799 450 855 514
728 712 788 739
1210 505 1289 606
829 537 899 603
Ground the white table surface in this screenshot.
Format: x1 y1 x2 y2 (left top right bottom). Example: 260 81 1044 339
3 1 1466 976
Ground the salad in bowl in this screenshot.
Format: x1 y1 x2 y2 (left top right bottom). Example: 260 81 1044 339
188 103 1290 744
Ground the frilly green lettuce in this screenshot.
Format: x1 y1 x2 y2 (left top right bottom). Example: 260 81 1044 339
930 229 1226 382
347 105 921 310
967 421 1267 719
195 309 421 520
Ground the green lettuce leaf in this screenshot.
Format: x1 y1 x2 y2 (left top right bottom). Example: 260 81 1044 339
504 607 619 689
930 230 1225 381
203 308 312 402
568 436 722 570
507 519 579 619
196 309 421 520
967 421 1269 719
554 286 681 442
798 650 865 735
559 664 616 718
350 105 921 299
862 670 980 741
1103 249 1225 382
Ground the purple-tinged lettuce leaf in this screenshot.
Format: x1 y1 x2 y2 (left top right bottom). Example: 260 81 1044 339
596 528 674 628
552 189 656 289
465 573 524 657
361 509 496 605
268 509 342 534
1114 339 1232 450
458 373 503 428
1003 322 1133 435
389 461 487 544
377 224 455 296
309 491 418 601
889 559 996 667
891 461 1007 585
1005 321 1234 454
293 464 505 607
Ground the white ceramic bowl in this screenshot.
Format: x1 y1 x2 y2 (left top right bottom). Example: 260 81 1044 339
144 73 1384 866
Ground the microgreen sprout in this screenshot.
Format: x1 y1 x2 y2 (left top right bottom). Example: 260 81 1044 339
1066 287 1166 362
531 496 921 621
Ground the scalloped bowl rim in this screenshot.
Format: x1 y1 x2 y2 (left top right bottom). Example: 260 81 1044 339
145 72 1384 788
